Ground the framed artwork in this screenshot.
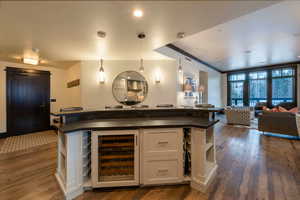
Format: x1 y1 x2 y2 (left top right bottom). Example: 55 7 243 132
183 73 197 98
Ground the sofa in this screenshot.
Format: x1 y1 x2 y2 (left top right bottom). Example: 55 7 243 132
225 107 252 126
258 111 298 137
255 102 296 117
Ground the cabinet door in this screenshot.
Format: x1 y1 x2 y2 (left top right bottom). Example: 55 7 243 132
92 130 139 187
141 128 183 185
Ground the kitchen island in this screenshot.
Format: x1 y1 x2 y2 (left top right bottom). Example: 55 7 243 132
53 108 221 200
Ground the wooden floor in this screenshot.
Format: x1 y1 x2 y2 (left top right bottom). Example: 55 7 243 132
1 122 300 200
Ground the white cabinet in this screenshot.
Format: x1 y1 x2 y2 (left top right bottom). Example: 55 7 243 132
56 130 90 200
91 130 139 187
141 128 183 185
56 127 218 200
190 127 217 192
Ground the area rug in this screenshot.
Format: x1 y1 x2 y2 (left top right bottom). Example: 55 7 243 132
0 130 57 154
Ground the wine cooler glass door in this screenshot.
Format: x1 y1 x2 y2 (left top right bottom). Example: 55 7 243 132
92 130 139 187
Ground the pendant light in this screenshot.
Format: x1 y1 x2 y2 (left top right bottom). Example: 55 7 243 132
139 58 144 72
96 30 106 84
138 33 146 72
23 48 39 65
178 57 183 73
99 58 105 84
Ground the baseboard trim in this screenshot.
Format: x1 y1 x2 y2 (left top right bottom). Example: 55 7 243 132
190 165 218 193
0 132 9 138
55 173 84 200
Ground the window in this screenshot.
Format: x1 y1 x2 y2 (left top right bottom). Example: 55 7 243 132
271 68 295 105
249 71 267 106
227 66 297 107
228 73 246 106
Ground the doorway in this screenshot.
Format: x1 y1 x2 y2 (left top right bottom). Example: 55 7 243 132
6 67 50 136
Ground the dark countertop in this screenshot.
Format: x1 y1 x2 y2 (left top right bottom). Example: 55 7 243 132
59 117 219 133
51 107 224 117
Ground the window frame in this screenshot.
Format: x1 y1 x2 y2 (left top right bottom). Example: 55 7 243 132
248 70 268 107
227 65 297 107
227 72 247 106
271 68 296 106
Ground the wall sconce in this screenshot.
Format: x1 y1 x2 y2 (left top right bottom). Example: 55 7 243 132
155 69 161 84
198 85 205 104
99 59 105 84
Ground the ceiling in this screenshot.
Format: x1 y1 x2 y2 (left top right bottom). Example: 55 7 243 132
172 0 300 72
0 1 276 68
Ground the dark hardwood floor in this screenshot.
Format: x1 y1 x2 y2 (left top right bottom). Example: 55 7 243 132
0 121 300 200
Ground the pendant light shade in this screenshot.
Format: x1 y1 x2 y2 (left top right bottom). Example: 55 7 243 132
178 57 183 73
99 58 105 84
99 59 104 72
139 58 144 72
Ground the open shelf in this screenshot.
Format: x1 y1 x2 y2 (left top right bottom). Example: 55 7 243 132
82 131 91 184
205 143 213 152
60 152 66 183
205 127 214 144
206 144 215 163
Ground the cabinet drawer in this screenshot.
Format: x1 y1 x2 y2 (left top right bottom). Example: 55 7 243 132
143 159 182 185
143 129 181 153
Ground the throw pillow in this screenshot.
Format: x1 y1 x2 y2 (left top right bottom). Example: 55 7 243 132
289 107 298 113
262 106 270 111
278 106 288 112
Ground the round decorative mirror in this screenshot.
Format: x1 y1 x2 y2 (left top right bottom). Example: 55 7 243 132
112 71 148 106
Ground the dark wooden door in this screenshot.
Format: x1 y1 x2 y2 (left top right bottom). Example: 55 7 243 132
6 67 50 135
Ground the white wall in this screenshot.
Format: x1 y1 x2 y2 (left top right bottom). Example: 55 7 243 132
0 61 68 133
297 64 300 108
80 60 178 109
0 58 223 133
177 59 199 106
66 62 82 107
156 46 222 107
177 59 222 107
221 73 227 107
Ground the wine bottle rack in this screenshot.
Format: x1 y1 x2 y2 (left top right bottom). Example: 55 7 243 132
183 128 191 177
82 131 91 183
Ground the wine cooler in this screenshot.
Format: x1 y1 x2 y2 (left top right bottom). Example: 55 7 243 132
91 130 139 187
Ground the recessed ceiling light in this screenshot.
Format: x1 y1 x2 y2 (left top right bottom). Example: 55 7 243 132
133 9 143 18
